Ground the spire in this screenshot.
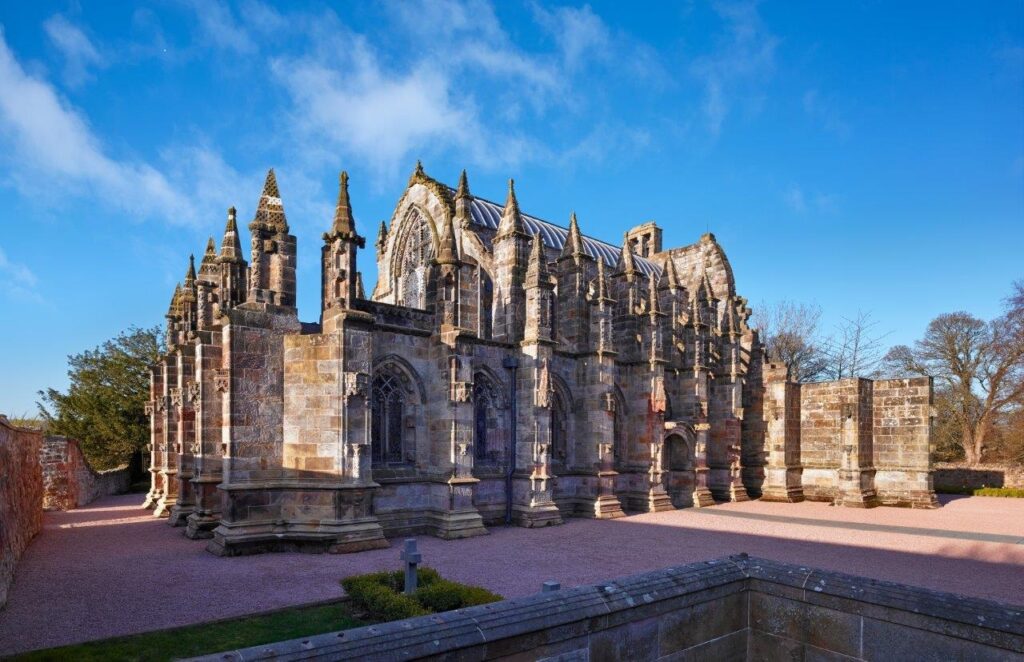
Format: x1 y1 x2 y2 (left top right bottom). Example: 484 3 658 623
355 272 365 300
167 284 182 317
184 254 197 288
251 168 288 232
617 237 637 276
648 272 661 314
659 257 680 290
456 169 471 200
559 211 587 261
220 207 244 261
496 178 526 237
525 232 549 285
435 212 459 265
376 220 388 251
199 237 217 280
330 171 356 236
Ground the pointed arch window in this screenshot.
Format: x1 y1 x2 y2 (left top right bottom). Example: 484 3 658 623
371 373 405 464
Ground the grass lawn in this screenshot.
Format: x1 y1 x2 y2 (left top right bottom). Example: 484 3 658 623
10 600 366 662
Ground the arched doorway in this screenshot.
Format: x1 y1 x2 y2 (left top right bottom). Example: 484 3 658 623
663 430 696 508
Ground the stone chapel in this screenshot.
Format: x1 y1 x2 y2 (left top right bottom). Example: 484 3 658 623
144 164 937 556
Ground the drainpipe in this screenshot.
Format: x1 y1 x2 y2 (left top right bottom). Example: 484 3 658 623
503 355 519 526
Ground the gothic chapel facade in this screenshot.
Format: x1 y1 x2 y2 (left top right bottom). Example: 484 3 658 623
145 164 937 555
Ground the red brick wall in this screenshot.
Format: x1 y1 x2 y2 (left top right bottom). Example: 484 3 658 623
0 416 43 609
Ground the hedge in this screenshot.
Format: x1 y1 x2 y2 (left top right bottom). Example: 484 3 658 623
341 567 501 622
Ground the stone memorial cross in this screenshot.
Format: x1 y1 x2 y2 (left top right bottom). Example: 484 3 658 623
400 538 422 595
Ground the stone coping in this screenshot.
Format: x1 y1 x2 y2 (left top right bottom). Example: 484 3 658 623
188 554 1024 661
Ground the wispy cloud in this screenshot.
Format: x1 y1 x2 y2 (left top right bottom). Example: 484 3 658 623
0 27 249 228
802 89 850 139
785 185 837 215
690 1 778 135
0 244 43 304
43 15 107 88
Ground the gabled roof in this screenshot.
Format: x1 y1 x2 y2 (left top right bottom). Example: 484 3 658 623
452 188 661 277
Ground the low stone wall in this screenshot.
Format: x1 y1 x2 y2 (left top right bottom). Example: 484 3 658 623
934 462 1024 491
195 555 1024 661
41 436 130 511
0 417 43 610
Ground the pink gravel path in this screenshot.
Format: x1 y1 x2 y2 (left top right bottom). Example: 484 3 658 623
1 493 1022 655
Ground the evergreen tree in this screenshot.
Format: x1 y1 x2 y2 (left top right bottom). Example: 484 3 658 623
39 326 162 470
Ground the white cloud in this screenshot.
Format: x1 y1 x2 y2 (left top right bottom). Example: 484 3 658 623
0 244 42 303
691 1 778 135
43 15 106 87
0 27 249 229
184 0 255 55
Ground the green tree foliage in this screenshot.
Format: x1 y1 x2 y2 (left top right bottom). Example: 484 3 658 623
38 326 162 470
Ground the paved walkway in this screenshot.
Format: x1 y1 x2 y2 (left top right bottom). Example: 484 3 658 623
2 494 1023 655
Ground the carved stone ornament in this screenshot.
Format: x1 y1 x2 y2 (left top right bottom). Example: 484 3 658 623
602 391 616 412
186 380 201 404
650 376 667 414
169 387 184 409
214 371 230 394
144 402 155 416
694 422 711 431
450 381 472 403
535 359 551 408
343 371 370 399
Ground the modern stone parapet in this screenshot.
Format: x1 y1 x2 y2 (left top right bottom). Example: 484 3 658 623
0 416 43 610
191 555 1023 661
40 436 130 511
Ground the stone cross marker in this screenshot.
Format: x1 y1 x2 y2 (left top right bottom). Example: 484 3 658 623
400 538 422 595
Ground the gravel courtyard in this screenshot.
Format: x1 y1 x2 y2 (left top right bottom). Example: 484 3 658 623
2 493 1023 655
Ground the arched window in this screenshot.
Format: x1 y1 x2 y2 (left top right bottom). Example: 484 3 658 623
394 209 435 309
472 372 504 464
473 380 491 462
478 269 493 340
371 373 405 464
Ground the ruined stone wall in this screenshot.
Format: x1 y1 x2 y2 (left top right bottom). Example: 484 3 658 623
797 377 936 507
0 417 42 610
872 377 935 506
40 436 130 511
934 463 1024 491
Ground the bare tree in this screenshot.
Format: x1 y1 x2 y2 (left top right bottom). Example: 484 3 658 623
822 310 889 380
751 300 828 382
882 283 1024 465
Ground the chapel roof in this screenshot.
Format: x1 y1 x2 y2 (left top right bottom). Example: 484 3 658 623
448 187 661 277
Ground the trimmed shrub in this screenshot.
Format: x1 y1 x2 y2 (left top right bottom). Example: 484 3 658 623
341 567 501 622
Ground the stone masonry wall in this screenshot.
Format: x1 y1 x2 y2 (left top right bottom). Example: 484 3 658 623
934 463 1024 491
872 377 935 506
0 416 43 610
40 436 131 511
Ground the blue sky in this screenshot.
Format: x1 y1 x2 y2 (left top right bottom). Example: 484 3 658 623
0 1 1021 415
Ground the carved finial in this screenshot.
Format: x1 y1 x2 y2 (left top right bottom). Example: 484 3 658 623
456 169 471 199
435 211 459 265
204 237 216 256
497 178 525 237
415 160 424 176
251 168 288 232
185 254 197 286
355 272 365 299
617 236 637 276
376 220 388 249
220 207 243 260
560 211 586 260
331 170 355 236
659 257 680 290
167 283 182 317
595 259 610 300
526 232 549 284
